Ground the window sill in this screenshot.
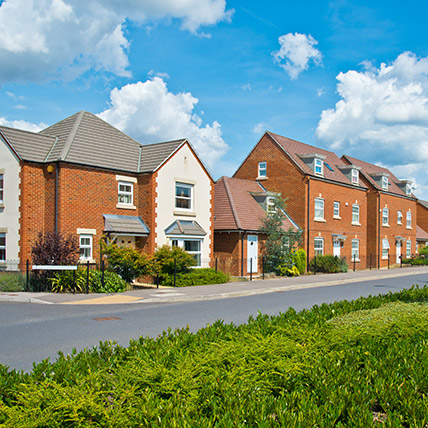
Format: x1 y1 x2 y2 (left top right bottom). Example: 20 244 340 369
257 176 267 180
117 203 136 210
397 222 402 225
174 210 196 217
351 222 361 226
382 256 389 260
78 259 95 264
0 203 4 209
406 226 413 230
333 216 341 220
382 224 390 228
351 258 361 262
314 218 326 222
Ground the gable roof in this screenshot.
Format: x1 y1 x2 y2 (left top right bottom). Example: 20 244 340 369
214 176 298 232
417 225 428 241
342 154 412 197
264 132 367 188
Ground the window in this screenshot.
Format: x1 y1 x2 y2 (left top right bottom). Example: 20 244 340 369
333 201 340 218
351 169 359 185
258 162 267 178
382 207 389 226
79 235 93 260
175 182 193 210
172 238 202 267
351 239 359 260
0 173 3 204
406 240 411 258
382 238 390 259
314 238 324 256
406 211 412 229
406 184 411 195
314 198 324 220
266 196 275 214
118 181 133 205
382 176 388 190
397 211 403 225
0 233 5 262
352 204 360 224
314 158 323 176
324 162 334 172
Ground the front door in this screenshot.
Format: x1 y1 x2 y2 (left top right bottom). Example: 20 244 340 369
247 235 258 273
333 240 341 258
396 241 401 264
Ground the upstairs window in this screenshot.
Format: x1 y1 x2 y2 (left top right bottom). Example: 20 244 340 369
175 182 193 210
381 176 388 190
0 233 5 262
351 169 359 185
79 235 93 260
397 210 403 224
352 204 360 224
118 181 133 205
0 173 3 204
314 158 323 176
258 162 267 178
314 198 324 220
406 211 412 228
266 196 276 214
333 201 340 218
382 207 389 226
406 184 411 195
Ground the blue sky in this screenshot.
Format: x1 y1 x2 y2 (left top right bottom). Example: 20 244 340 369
1 0 428 198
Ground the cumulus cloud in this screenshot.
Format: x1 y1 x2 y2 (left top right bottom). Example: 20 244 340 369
273 33 322 79
0 117 47 132
316 51 428 199
0 0 232 83
252 122 267 134
97 77 229 171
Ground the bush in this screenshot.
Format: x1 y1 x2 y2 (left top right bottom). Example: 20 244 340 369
161 268 229 287
292 248 307 274
31 231 79 265
276 264 300 277
0 272 25 292
154 245 195 276
418 245 428 256
310 255 348 273
404 257 428 266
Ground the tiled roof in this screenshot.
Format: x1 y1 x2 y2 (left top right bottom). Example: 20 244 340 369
418 200 428 210
140 140 186 172
342 154 410 197
104 214 150 236
0 126 56 162
417 225 428 241
214 176 298 232
164 220 207 236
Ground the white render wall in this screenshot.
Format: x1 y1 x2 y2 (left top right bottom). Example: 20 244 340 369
0 138 21 266
155 143 212 264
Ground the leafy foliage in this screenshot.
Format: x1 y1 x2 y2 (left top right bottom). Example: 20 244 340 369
0 272 25 292
161 268 229 287
2 286 428 425
418 245 428 256
153 244 196 276
31 231 79 265
292 248 307 274
310 254 348 273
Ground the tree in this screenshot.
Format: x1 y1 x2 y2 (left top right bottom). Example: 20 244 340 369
259 194 302 275
31 231 79 265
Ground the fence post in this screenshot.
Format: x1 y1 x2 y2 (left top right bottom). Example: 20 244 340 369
388 253 390 269
215 258 218 272
86 260 90 294
250 258 252 281
369 254 372 270
400 254 402 268
73 269 76 294
26 260 29 291
314 256 317 275
156 274 159 289
101 259 105 288
353 254 356 272
174 258 177 287
262 255 265 280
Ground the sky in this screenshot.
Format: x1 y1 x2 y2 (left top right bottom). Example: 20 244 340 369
1 0 428 198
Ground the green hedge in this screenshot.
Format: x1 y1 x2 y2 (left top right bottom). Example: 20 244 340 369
2 286 428 425
309 254 348 273
0 272 25 292
161 268 229 287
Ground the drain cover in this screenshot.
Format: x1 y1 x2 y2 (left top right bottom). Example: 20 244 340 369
93 317 121 321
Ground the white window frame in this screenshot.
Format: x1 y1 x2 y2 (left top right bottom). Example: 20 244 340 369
175 182 194 211
258 161 267 178
314 198 324 220
397 211 403 225
382 207 389 226
406 184 411 195
382 238 390 259
406 211 412 229
351 239 359 261
406 240 411 258
382 176 388 190
352 204 360 224
171 238 202 267
79 234 93 261
333 201 340 218
314 158 323 176
314 237 324 256
118 181 134 206
266 196 276 214
0 173 3 204
351 169 359 185
0 233 5 262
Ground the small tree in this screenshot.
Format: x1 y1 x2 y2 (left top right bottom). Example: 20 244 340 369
259 195 302 275
31 231 79 265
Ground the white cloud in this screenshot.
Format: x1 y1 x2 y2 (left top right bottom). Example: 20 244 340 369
273 33 322 79
252 122 267 134
317 87 325 97
0 0 232 83
316 51 428 199
97 77 229 171
241 83 251 91
0 117 47 132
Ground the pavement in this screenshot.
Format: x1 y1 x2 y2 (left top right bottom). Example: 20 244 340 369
1 266 428 305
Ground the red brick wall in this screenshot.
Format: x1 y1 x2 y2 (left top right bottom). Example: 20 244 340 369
417 202 428 236
137 172 157 254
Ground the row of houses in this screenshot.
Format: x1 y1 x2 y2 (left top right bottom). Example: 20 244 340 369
1 111 427 274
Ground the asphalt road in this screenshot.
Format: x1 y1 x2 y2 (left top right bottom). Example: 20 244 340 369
1 272 427 372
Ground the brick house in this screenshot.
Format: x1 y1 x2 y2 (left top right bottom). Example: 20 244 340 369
342 155 417 267
214 176 299 276
415 200 428 251
234 131 369 268
0 111 213 270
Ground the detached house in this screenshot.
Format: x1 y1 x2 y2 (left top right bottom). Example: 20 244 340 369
234 132 368 268
214 176 299 276
341 155 417 267
0 111 213 270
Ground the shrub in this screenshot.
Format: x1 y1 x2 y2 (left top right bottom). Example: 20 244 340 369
0 272 25 292
276 264 300 277
161 268 229 287
309 255 348 273
31 231 79 265
419 245 428 256
292 248 307 274
154 245 195 276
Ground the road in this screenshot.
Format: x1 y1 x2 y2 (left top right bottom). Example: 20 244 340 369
1 272 427 372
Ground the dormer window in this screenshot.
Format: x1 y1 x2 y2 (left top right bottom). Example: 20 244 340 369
351 169 359 185
314 158 323 176
266 196 276 214
258 161 267 179
382 176 388 190
405 184 411 195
